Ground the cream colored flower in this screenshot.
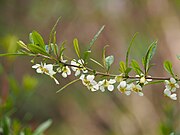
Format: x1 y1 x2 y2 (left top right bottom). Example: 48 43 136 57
32 63 59 84
98 79 116 92
164 89 177 100
80 74 99 91
130 83 143 96
117 81 131 95
57 66 71 78
165 78 179 92
71 59 88 76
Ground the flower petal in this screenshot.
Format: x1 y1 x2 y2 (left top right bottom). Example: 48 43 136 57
125 90 131 96
32 64 40 69
170 78 176 83
164 89 171 96
100 86 105 92
109 79 116 84
108 85 114 91
87 75 95 81
120 81 126 88
36 68 43 73
75 70 81 76
138 92 144 96
80 74 85 80
62 72 67 78
170 94 177 100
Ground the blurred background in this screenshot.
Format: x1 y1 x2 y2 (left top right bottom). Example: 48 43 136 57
1 0 180 134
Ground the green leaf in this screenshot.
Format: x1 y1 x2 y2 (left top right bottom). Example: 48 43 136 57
126 32 138 68
89 25 105 50
30 31 45 49
102 45 109 67
52 31 58 56
143 41 157 74
83 50 91 63
56 79 80 93
0 53 28 57
17 40 29 51
73 38 81 58
48 17 61 53
125 67 132 75
49 17 61 45
131 59 143 75
164 61 175 77
90 58 104 68
28 44 50 56
59 41 66 59
119 61 126 73
33 119 52 135
82 25 105 63
105 55 114 71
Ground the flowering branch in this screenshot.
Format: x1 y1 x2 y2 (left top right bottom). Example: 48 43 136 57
0 19 179 101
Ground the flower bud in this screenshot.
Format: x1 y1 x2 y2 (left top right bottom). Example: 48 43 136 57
140 77 146 84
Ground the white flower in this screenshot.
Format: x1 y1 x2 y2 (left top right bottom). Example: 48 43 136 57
117 81 131 95
165 78 179 92
98 79 116 92
130 83 143 96
164 89 177 100
71 59 88 76
32 63 59 84
136 74 152 85
57 66 71 78
80 74 99 91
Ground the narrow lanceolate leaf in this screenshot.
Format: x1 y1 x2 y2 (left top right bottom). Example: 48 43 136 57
144 41 157 74
89 25 105 50
164 61 175 77
17 40 30 51
83 50 91 63
48 17 61 52
28 44 50 56
33 119 52 135
53 31 58 57
131 59 143 75
56 79 80 93
0 53 28 57
105 55 114 71
119 61 126 73
90 58 104 68
83 25 105 62
102 45 109 67
59 41 66 59
73 38 81 58
30 31 45 49
49 17 61 45
126 32 138 68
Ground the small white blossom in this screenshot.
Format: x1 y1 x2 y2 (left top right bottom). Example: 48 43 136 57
136 74 152 85
32 63 59 84
165 78 179 92
117 81 131 95
98 79 116 92
57 66 71 78
80 74 99 91
71 59 88 76
164 89 177 100
130 83 144 96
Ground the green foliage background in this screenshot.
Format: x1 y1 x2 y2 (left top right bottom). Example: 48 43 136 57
1 0 180 134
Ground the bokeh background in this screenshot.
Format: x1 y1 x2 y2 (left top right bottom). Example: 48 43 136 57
1 0 180 134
